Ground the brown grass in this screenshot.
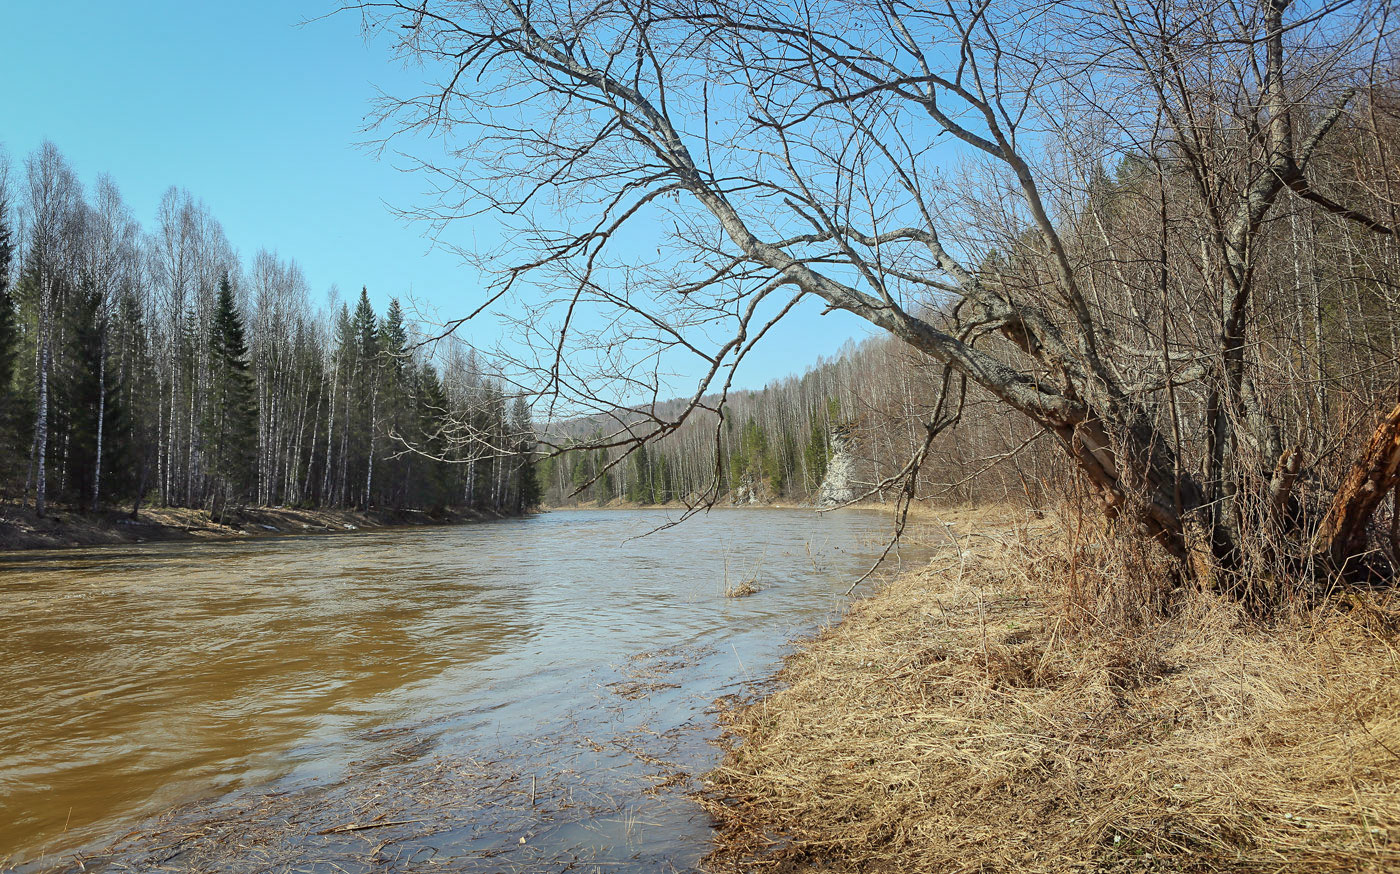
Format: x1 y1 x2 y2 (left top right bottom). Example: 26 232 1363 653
726 579 761 598
700 508 1400 872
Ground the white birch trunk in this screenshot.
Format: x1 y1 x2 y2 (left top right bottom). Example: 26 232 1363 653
364 378 378 509
92 333 106 512
34 324 49 517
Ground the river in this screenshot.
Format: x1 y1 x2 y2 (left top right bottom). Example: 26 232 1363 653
0 508 915 872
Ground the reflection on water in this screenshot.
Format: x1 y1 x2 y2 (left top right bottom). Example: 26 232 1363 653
0 509 910 871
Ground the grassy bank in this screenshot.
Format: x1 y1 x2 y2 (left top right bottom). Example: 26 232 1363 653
0 504 506 552
700 510 1400 872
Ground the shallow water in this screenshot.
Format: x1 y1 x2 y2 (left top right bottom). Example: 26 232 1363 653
0 508 915 872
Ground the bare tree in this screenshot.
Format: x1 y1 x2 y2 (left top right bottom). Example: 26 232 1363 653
349 0 1399 591
82 175 141 511
23 142 84 518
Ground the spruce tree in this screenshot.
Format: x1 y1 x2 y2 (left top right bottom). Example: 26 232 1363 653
378 298 411 504
352 287 378 363
350 288 378 508
415 361 451 509
206 272 258 509
627 442 651 504
509 394 540 511
379 298 408 366
62 278 134 505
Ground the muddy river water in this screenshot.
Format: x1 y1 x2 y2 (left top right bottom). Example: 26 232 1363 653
0 508 916 872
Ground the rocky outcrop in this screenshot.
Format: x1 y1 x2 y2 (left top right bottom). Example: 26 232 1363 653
816 423 860 509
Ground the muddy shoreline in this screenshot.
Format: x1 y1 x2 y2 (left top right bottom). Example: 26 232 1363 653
0 503 516 553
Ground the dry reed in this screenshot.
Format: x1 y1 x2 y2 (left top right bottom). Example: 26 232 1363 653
699 508 1400 872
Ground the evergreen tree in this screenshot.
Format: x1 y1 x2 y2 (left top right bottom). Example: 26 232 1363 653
205 272 258 508
378 298 411 504
569 438 597 503
415 360 452 509
516 449 542 511
655 454 673 503
349 287 378 508
0 199 19 490
509 394 540 512
803 398 839 492
627 442 652 504
62 279 135 505
113 285 156 515
379 298 408 366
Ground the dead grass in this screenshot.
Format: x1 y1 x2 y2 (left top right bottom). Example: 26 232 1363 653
726 580 761 598
700 508 1400 872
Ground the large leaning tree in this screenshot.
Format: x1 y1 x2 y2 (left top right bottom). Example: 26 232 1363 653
349 0 1400 594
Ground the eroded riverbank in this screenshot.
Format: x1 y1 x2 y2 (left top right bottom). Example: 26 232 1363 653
1 508 927 873
0 504 507 552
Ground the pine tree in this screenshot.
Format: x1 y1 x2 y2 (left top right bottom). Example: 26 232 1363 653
205 272 258 510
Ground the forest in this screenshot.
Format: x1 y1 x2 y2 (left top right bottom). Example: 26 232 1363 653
0 141 540 520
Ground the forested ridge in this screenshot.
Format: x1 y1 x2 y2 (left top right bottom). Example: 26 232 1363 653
0 141 540 519
540 334 1047 508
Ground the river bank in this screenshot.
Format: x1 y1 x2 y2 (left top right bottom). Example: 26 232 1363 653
545 497 1026 520
0 503 509 552
700 512 1400 872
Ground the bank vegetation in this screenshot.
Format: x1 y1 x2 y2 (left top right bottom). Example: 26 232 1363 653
702 506 1400 872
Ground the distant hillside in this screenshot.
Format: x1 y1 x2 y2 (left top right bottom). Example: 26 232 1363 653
536 335 1054 509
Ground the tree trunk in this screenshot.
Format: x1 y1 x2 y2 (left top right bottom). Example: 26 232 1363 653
92 333 106 513
364 379 378 510
130 458 147 520
320 363 338 505
1317 403 1400 572
34 330 49 518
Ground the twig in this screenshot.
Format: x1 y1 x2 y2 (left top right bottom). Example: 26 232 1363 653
315 819 421 836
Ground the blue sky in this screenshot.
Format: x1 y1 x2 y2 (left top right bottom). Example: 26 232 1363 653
0 0 874 395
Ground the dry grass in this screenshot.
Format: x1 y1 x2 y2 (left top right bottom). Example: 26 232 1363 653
726 580 761 598
700 508 1400 872
725 547 767 598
